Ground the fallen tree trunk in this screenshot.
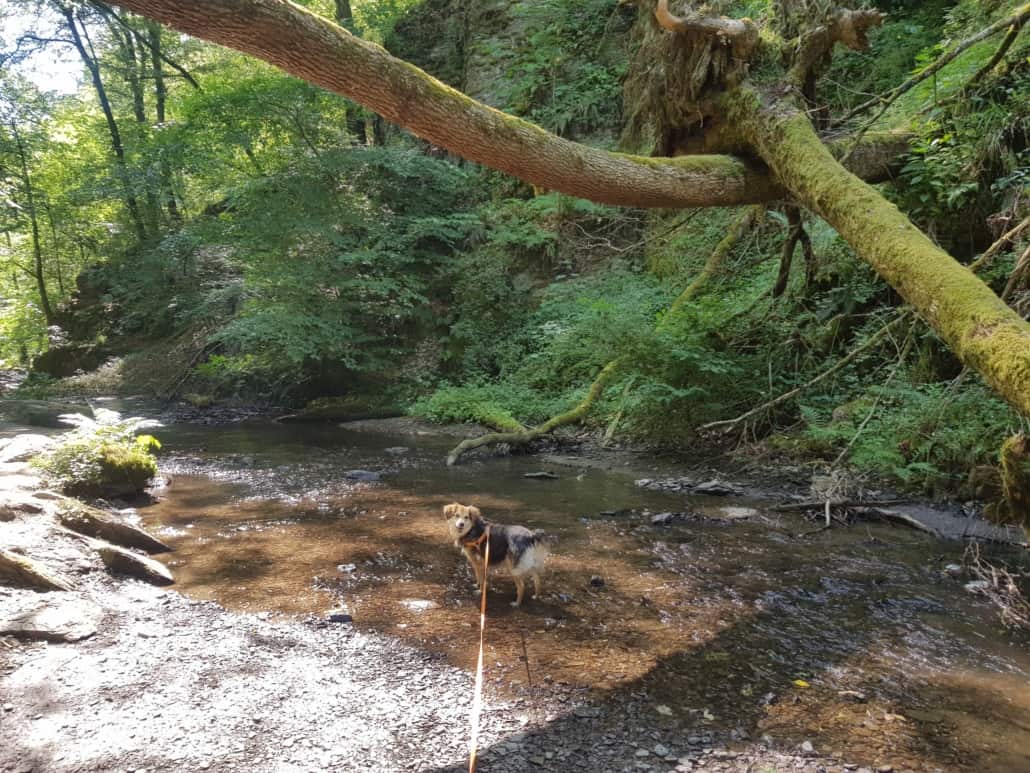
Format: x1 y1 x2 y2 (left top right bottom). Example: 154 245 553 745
730 91 1030 418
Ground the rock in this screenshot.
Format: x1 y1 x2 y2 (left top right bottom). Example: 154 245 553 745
342 470 382 482
59 502 171 554
2 703 12 712
693 480 743 496
573 706 601 718
651 512 677 526
327 611 353 623
838 690 867 703
523 471 559 480
653 744 670 757
800 740 815 754
876 767 894 773
0 548 75 591
963 580 990 594
943 563 963 578
0 433 55 463
0 505 16 522
0 400 93 428
589 575 605 588
96 545 174 586
634 748 650 757
384 447 409 455
0 592 102 641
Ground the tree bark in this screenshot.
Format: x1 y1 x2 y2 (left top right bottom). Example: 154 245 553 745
728 90 1030 418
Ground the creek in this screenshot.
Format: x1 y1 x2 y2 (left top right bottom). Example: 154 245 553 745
135 415 1030 772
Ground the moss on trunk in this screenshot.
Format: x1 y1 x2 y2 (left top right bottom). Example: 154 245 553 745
728 89 1030 419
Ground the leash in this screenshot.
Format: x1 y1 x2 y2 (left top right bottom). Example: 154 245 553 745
468 527 490 773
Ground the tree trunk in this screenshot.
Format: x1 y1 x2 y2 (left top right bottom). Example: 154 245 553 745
61 4 149 243
148 20 183 223
728 90 1030 418
10 121 55 326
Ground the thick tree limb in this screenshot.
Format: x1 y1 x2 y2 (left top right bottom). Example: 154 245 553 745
104 0 786 208
445 358 625 466
832 3 1030 127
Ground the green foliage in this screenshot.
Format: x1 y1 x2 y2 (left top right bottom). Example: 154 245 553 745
502 0 628 136
802 380 1021 494
32 410 161 495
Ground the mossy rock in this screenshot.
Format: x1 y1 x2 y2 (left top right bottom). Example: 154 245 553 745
182 393 215 408
95 443 157 496
279 396 403 423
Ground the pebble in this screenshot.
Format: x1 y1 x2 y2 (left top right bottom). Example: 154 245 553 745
801 740 815 754
2 703 13 712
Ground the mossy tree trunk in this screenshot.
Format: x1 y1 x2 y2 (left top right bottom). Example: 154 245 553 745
106 0 1030 459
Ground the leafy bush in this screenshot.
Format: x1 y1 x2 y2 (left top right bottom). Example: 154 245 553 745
32 409 162 496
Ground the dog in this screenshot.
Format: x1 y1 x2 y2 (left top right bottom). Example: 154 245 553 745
443 502 553 607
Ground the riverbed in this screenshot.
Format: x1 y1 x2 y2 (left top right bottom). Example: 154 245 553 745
3 409 1029 772
138 416 1030 772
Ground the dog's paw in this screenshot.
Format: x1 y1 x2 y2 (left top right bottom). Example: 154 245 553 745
509 601 521 608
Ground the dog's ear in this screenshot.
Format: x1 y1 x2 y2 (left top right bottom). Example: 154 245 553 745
467 506 482 520
443 503 461 519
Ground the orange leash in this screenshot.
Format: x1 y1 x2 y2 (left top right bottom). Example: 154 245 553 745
468 528 490 773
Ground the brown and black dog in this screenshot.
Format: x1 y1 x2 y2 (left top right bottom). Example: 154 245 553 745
444 502 553 607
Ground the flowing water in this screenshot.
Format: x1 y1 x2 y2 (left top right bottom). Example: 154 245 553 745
136 418 1030 772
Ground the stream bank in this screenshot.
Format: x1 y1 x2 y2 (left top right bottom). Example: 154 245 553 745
2 407 1029 772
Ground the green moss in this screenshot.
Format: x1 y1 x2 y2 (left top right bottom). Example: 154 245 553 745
98 443 158 493
988 433 1030 533
729 88 1030 418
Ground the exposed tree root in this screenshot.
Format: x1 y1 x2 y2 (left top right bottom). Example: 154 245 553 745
446 206 763 465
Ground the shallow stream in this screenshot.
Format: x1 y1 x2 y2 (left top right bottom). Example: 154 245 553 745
138 418 1030 772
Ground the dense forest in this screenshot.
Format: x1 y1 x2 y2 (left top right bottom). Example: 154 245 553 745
2 0 1029 516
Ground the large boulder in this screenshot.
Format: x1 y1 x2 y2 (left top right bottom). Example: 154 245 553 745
31 345 104 378
0 549 75 592
0 592 102 642
0 434 54 463
96 545 174 586
59 503 171 554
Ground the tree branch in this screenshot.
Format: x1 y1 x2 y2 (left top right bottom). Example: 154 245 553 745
832 3 1030 128
700 313 909 433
